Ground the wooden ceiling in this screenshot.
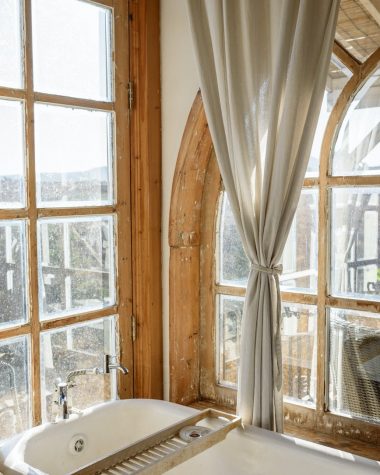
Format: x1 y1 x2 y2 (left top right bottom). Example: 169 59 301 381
336 0 380 61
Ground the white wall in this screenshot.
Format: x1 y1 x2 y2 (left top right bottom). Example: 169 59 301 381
161 0 199 399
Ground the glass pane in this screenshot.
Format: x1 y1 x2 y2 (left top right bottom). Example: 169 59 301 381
0 220 27 329
217 295 244 387
306 56 352 177
218 193 250 286
331 188 380 301
0 0 23 88
329 308 380 424
40 317 116 422
0 99 25 208
281 189 318 293
0 336 31 441
38 215 116 320
332 68 380 176
34 104 113 207
32 0 112 101
282 302 317 406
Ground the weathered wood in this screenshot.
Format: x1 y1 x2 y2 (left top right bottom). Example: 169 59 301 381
170 46 380 456
327 175 380 186
169 91 214 404
37 205 115 217
114 0 134 400
73 409 241 475
39 306 118 331
129 0 162 399
169 91 214 248
0 324 31 339
33 91 113 111
24 0 41 426
332 40 361 73
169 247 200 405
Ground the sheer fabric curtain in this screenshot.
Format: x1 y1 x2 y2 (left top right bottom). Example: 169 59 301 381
187 0 339 431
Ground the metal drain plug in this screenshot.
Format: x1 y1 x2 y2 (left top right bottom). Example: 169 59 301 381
179 425 212 442
68 434 87 455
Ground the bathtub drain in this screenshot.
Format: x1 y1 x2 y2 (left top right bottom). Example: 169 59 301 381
74 438 85 452
179 425 212 443
69 434 87 455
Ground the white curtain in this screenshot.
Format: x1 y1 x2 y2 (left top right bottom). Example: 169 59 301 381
187 0 339 431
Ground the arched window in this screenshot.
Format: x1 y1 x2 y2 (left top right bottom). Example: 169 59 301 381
170 42 380 455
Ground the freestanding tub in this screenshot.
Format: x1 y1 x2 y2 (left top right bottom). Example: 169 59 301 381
0 399 378 474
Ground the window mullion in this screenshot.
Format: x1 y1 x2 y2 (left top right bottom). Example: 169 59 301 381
113 0 133 400
24 0 41 427
316 85 331 417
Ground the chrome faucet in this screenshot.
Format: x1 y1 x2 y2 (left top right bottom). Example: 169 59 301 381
54 355 128 420
104 354 129 375
55 380 71 420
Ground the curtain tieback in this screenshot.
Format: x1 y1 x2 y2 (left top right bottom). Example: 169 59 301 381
251 262 283 276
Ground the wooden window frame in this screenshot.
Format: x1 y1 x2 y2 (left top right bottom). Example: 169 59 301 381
0 0 162 432
169 41 380 450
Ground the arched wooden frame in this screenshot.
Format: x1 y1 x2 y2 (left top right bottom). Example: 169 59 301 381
169 43 380 450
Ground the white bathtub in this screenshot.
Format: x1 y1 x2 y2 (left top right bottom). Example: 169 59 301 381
0 399 378 475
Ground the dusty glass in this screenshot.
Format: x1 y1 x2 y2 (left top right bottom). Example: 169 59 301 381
0 0 23 89
217 295 244 387
38 215 115 320
331 188 380 301
34 104 113 207
306 56 351 177
0 220 27 329
32 0 112 101
0 336 31 441
0 99 25 208
329 308 380 424
282 302 317 406
281 189 318 293
332 68 380 176
218 193 250 287
40 317 117 422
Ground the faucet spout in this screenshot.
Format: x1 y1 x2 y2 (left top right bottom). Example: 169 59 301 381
55 380 70 420
104 354 129 375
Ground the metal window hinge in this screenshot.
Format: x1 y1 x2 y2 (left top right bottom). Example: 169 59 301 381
131 314 137 342
128 81 134 110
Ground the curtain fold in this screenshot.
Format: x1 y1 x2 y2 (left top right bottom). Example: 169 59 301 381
187 0 340 431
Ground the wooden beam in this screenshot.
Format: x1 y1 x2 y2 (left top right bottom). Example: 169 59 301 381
358 0 380 26
129 0 162 399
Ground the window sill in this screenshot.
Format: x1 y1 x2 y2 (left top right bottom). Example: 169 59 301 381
188 400 379 462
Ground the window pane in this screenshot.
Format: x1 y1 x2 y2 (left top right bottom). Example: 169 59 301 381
306 56 351 177
329 308 380 424
218 193 250 286
282 302 317 406
0 99 25 208
38 216 116 320
34 104 113 207
331 188 380 301
217 295 243 386
332 68 380 176
0 336 31 441
281 189 318 293
0 0 23 89
0 220 27 329
32 0 112 101
40 317 117 422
